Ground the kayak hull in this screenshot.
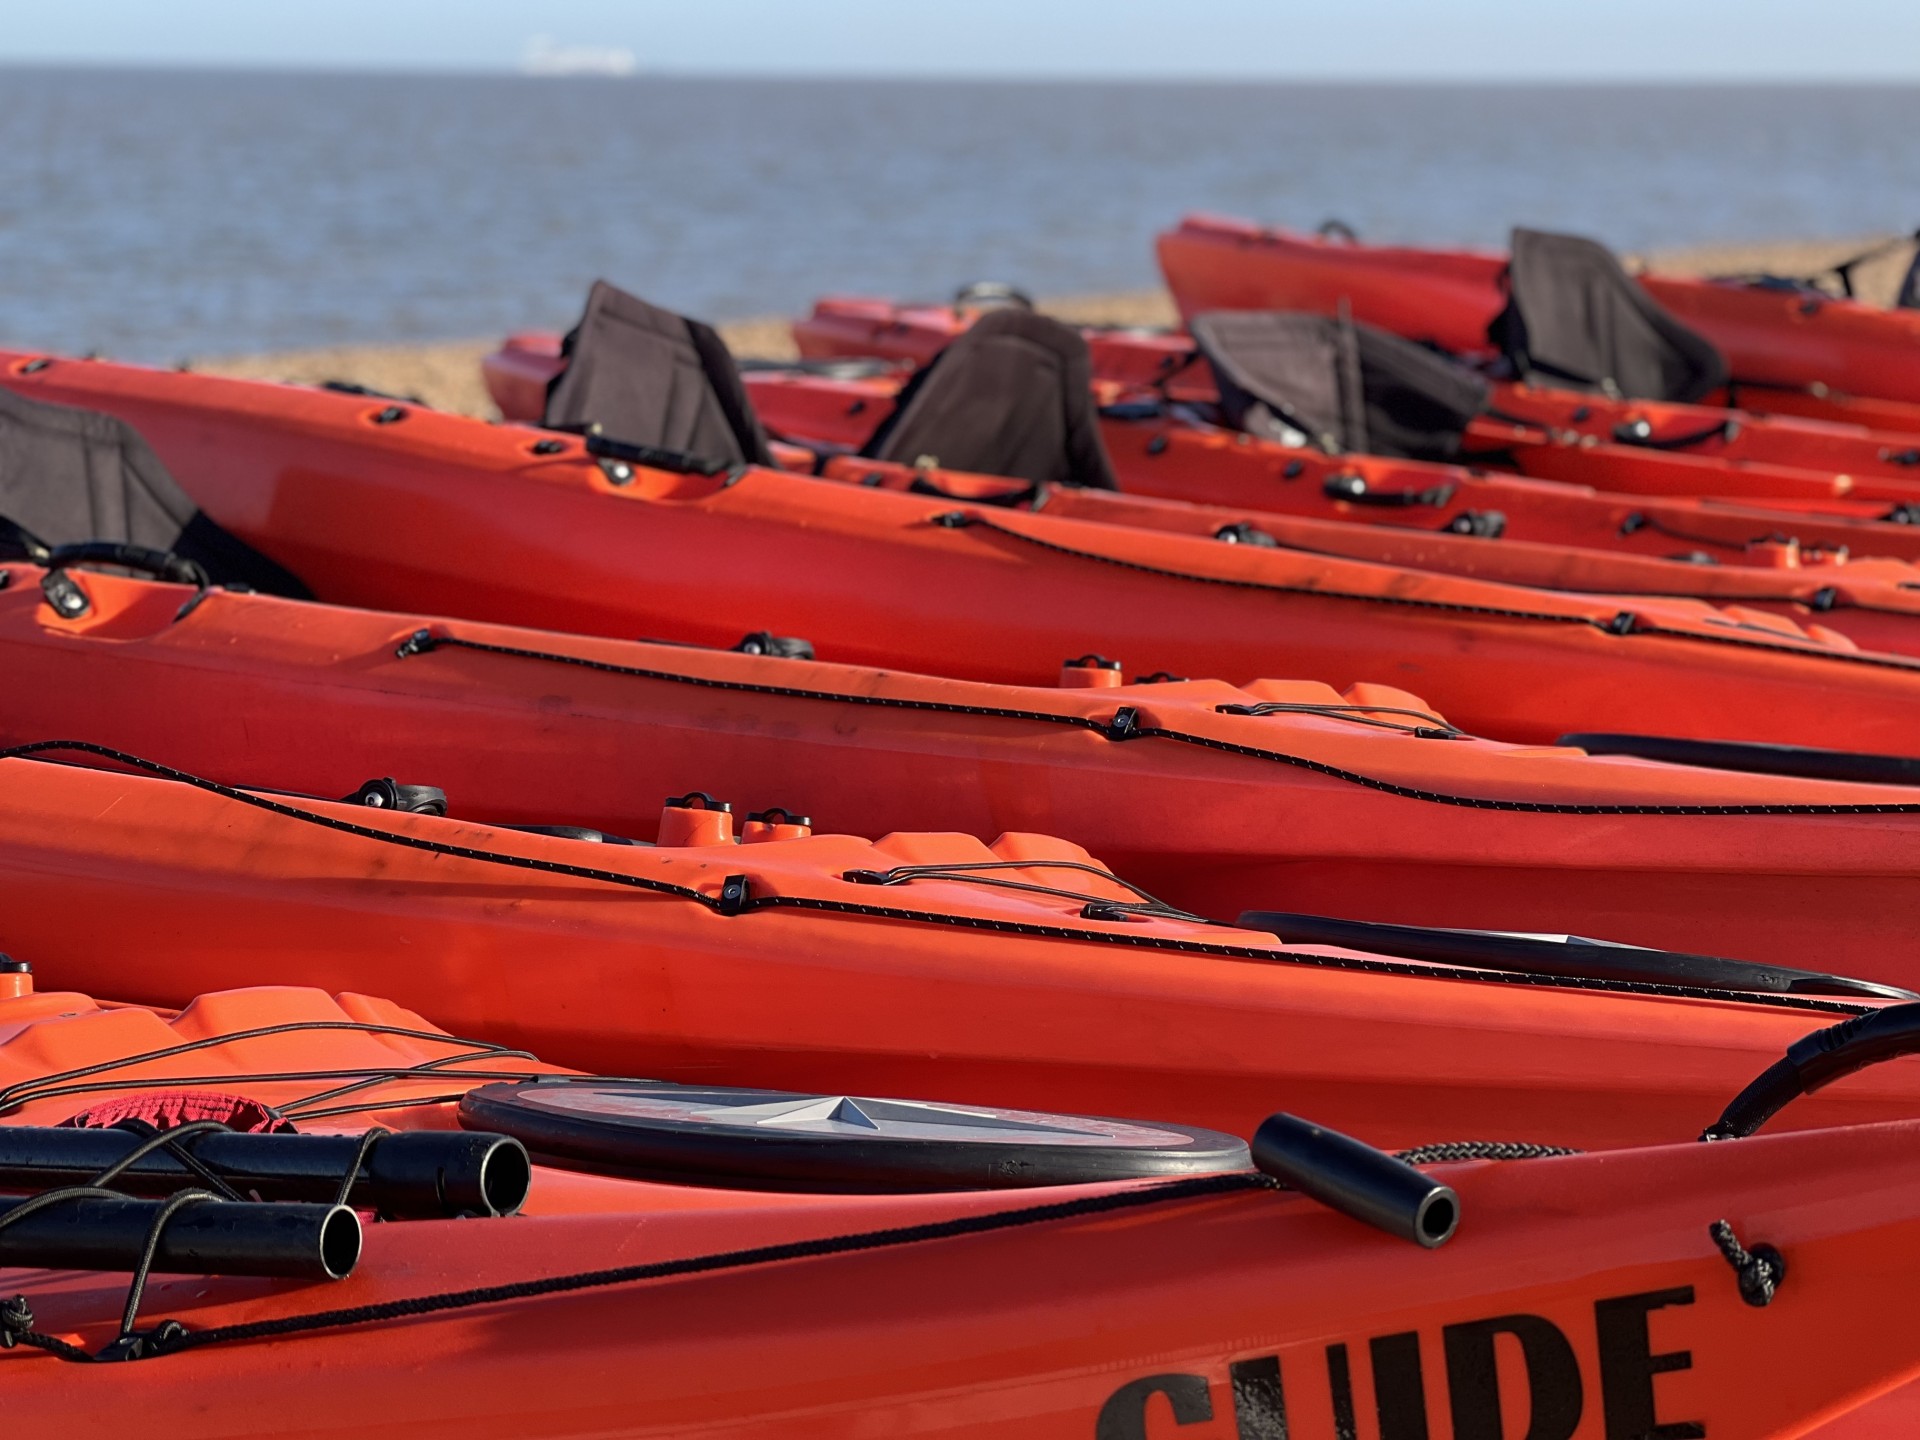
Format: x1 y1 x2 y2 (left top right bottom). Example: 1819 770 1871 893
11 566 1920 969
9 353 1920 764
1156 212 1920 412
2 757 1918 1149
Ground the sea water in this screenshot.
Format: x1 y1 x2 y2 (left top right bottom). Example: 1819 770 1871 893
1 69 1916 358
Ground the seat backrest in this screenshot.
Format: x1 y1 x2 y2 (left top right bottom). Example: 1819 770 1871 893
0 387 308 595
1897 246 1920 310
860 308 1118 489
1190 310 1488 461
543 280 773 466
1488 228 1729 403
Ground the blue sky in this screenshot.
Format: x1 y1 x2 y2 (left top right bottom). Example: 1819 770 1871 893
3 1 1919 80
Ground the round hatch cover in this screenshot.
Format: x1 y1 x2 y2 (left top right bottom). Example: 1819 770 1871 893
458 1080 1250 1192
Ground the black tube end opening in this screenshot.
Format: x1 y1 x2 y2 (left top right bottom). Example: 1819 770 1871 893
480 1139 532 1217
319 1205 363 1280
1414 1188 1460 1248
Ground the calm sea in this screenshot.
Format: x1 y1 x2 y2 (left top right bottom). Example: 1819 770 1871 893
2 69 1917 360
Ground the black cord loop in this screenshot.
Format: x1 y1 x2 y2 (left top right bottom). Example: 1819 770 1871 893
1709 1219 1785 1307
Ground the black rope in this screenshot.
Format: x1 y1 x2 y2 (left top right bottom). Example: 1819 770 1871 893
1708 1219 1786 1307
125 1171 1280 1361
733 890 1877 1014
115 1189 218 1339
1394 1140 1580 1164
934 510 1920 675
1199 511 1900 619
1 1134 1616 1364
0 1018 538 1118
0 741 710 905
842 858 1210 922
1619 511 1771 554
397 636 1920 818
284 1092 485 1123
394 628 1114 728
0 1067 556 1124
108 1119 245 1200
0 1297 94 1362
0 1122 231 1359
330 1130 389 1209
62 1122 235 1192
0 743 1885 1016
930 511 1601 626
1124 718 1920 819
1216 701 1462 737
0 1112 416 1362
1199 509 1863 619
274 1046 537 1120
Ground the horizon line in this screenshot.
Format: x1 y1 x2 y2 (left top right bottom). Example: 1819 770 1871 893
2 59 1919 85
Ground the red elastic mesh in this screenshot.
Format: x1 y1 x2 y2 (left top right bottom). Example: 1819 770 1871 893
58 1090 296 1134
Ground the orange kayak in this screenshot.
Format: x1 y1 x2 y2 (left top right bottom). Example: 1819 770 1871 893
489 320 1920 655
700 344 1920 658
7 752 1920 1145
1156 213 1920 418
11 352 1920 760
784 293 1920 489
3 982 1919 1437
496 314 1920 568
14 562 1920 966
1022 483 1920 659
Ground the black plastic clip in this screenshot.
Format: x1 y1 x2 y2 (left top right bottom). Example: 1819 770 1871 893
1323 473 1455 508
1809 586 1839 612
345 779 448 816
369 405 408 425
1105 706 1141 741
717 874 751 916
530 438 568 456
394 628 439 658
746 807 811 828
734 631 815 660
1215 522 1278 547
1605 611 1639 635
40 568 90 620
582 430 730 478
96 1319 188 1363
929 511 975 529
1443 510 1507 538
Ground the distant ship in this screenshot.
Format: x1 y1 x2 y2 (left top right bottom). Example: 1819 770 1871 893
519 35 638 78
